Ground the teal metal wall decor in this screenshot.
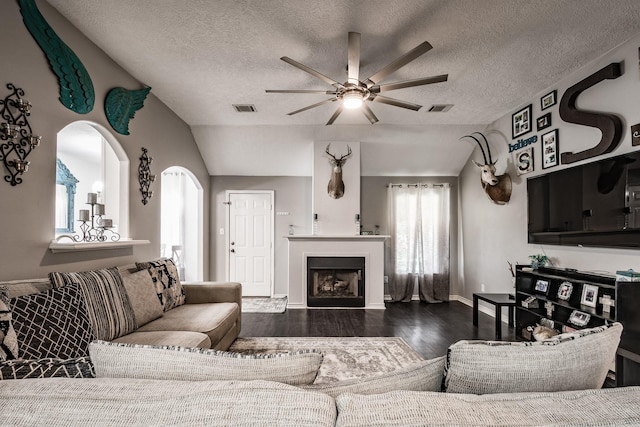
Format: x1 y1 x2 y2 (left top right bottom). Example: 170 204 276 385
105 87 151 135
19 0 94 114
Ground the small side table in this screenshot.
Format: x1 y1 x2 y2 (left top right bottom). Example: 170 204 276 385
473 293 516 340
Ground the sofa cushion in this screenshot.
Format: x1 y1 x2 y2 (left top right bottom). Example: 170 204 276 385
0 357 94 380
334 387 640 427
10 284 94 359
89 340 323 386
0 289 18 361
137 302 239 345
443 322 622 394
301 356 445 398
49 268 136 341
119 269 163 327
111 330 211 349
135 258 185 311
0 279 52 299
0 378 337 427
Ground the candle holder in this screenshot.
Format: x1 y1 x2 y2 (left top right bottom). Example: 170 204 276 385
55 192 120 243
138 147 155 205
0 83 42 186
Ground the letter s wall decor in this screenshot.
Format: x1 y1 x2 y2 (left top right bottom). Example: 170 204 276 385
559 62 623 164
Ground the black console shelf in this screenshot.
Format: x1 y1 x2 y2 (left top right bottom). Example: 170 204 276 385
515 266 616 339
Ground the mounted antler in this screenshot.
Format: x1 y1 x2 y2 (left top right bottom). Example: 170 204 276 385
325 144 352 199
460 132 512 205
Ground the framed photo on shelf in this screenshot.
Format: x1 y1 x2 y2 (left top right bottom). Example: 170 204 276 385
568 310 591 327
537 112 552 131
534 279 550 295
512 104 532 139
581 284 599 308
541 90 557 110
542 129 559 169
557 281 573 301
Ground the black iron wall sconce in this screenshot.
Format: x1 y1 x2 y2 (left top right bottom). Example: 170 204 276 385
138 147 155 205
0 83 41 186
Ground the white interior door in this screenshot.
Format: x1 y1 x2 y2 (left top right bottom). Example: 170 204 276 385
228 191 273 296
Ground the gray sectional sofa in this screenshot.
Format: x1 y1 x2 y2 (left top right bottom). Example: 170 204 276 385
0 259 242 353
1 262 638 426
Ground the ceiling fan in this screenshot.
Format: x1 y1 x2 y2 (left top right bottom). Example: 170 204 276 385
266 32 448 125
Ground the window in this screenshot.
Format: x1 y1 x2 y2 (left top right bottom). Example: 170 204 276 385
387 183 450 302
55 121 129 238
161 167 203 282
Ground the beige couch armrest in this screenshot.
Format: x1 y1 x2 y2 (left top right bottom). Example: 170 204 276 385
182 282 242 307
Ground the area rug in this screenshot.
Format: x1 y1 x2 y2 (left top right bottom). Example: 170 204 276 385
228 336 423 384
241 296 287 313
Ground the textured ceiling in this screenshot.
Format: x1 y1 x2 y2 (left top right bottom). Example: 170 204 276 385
45 0 640 175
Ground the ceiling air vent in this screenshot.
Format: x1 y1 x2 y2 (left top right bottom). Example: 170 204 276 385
232 104 257 112
427 104 453 113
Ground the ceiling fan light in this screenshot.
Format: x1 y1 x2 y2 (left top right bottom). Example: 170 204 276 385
343 92 363 109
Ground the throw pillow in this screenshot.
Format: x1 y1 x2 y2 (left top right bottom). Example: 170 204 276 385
301 356 445 398
10 284 95 359
0 357 95 380
443 322 623 394
89 340 322 386
119 269 163 327
0 288 19 361
49 268 137 341
135 258 185 311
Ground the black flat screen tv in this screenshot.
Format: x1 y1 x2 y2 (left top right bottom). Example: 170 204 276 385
527 149 640 248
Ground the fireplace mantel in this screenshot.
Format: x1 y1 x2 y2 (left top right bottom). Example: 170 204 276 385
285 235 387 309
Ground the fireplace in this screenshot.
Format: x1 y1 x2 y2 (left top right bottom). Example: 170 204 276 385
307 256 365 307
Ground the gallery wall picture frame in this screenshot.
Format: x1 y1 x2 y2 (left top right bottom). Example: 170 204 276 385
541 90 557 110
513 147 534 176
512 104 532 139
537 112 552 131
580 284 599 308
542 129 559 169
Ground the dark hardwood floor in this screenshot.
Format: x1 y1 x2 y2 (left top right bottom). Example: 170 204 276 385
240 301 516 359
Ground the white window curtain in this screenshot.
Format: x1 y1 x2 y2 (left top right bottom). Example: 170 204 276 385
386 183 450 303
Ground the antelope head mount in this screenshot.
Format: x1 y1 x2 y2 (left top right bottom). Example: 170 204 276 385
325 143 352 199
460 132 512 205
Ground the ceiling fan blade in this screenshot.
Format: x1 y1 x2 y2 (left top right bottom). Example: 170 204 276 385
287 98 338 116
364 41 433 86
361 103 379 124
370 74 448 93
266 90 339 94
370 94 422 111
326 105 344 125
347 32 361 85
280 57 343 88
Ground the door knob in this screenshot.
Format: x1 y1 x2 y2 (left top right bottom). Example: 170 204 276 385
230 249 235 253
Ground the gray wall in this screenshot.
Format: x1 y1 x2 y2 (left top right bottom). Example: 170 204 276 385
210 175 459 297
459 31 640 303
0 1 209 280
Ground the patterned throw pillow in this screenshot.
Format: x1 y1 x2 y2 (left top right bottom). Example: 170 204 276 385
0 288 19 361
0 357 95 380
135 258 185 311
49 268 137 341
10 284 95 359
89 340 322 386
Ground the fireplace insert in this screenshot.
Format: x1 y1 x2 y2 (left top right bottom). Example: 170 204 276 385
307 256 365 307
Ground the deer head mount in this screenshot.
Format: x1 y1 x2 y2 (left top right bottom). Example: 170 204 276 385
325 143 352 199
460 132 512 205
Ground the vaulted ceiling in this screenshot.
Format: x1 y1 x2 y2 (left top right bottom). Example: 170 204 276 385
46 0 640 176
